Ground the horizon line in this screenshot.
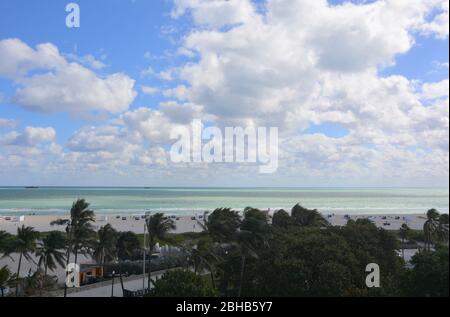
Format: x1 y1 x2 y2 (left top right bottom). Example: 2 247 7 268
0 185 449 189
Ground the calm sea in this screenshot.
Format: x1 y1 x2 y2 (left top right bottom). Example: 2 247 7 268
0 187 448 216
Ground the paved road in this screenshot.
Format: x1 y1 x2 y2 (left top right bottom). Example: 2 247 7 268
66 272 165 297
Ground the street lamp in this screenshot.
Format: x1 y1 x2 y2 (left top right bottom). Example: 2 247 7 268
111 270 115 297
62 220 72 298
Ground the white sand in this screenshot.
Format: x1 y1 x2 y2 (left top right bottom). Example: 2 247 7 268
0 215 204 235
0 213 427 235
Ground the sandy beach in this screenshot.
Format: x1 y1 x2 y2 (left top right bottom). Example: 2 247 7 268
0 212 427 235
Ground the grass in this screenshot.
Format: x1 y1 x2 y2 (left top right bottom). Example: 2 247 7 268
136 232 204 247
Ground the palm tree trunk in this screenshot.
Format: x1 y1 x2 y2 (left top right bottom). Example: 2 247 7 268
147 235 155 290
238 255 246 297
401 238 405 261
118 261 125 295
15 252 23 296
63 225 73 298
100 252 105 279
210 270 216 289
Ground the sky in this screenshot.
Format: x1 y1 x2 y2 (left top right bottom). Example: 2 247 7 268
0 0 449 187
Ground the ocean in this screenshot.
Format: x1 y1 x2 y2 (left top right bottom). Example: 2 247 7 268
0 187 448 216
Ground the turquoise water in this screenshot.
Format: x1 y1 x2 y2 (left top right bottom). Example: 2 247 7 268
0 187 448 216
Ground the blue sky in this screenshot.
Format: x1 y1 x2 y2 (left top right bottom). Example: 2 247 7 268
0 0 448 186
0 0 182 141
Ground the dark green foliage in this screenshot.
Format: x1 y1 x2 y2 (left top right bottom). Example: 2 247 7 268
206 208 241 243
149 270 217 297
272 209 294 229
117 231 141 261
36 231 67 275
402 247 449 297
291 204 329 227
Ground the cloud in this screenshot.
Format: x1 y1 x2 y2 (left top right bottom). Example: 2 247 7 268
160 101 204 124
171 0 256 28
419 0 449 39
141 85 160 95
0 39 65 79
0 118 16 129
68 126 130 153
0 38 137 115
171 0 446 131
1 1 448 186
65 53 107 70
160 0 449 184
64 123 168 170
1 126 56 149
422 79 449 99
163 85 191 100
120 107 181 144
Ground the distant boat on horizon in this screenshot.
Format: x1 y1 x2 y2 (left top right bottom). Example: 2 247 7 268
25 186 39 189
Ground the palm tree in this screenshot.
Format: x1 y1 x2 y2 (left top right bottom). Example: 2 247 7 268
14 225 39 296
0 231 14 258
436 214 449 246
0 266 17 297
291 204 328 227
36 231 67 276
236 230 258 297
52 199 96 264
0 232 17 262
0 231 7 253
93 224 118 274
116 231 141 293
272 209 294 229
236 208 269 297
51 199 96 297
116 231 141 262
187 237 219 289
145 213 176 290
423 209 439 250
205 208 241 243
399 224 410 261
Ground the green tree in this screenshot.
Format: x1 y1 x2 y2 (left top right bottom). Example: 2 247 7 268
436 214 449 246
235 230 259 297
116 231 141 262
272 209 294 229
51 199 96 297
291 204 328 227
94 224 118 272
146 213 176 289
241 207 269 237
36 231 67 276
206 208 241 243
423 209 439 250
0 231 17 259
233 226 360 297
14 225 39 296
237 208 270 297
404 248 449 297
0 231 7 255
149 270 217 297
0 266 17 297
188 237 219 288
399 224 411 261
337 218 403 285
